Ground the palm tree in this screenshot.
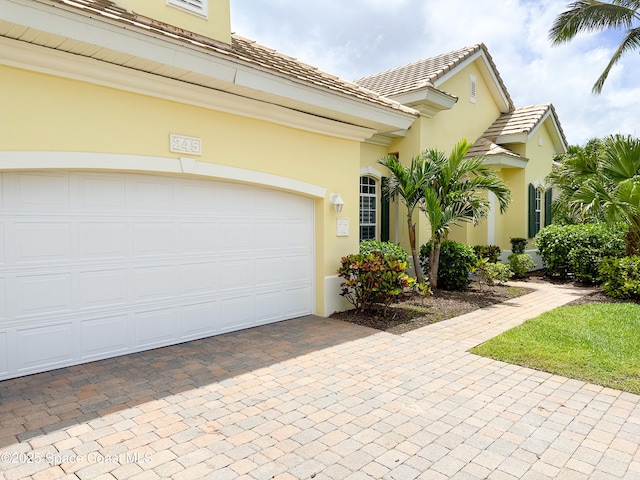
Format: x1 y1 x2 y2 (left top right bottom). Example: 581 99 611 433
378 154 430 284
556 134 640 253
420 140 511 290
549 0 640 93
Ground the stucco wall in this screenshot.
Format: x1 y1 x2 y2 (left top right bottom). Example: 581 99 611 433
1 65 363 316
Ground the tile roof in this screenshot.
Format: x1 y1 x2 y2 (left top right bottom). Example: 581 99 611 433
354 44 513 110
466 138 522 159
468 103 568 161
483 103 568 146
43 0 418 116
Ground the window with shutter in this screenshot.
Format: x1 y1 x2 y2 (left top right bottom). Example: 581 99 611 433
544 188 553 227
359 176 377 241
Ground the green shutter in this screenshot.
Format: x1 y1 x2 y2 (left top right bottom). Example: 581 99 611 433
528 183 536 238
544 188 553 227
380 177 390 242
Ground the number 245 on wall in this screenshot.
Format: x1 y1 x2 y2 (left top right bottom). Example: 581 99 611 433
170 134 202 156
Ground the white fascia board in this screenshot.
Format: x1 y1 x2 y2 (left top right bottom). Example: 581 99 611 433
234 69 416 131
483 154 528 169
496 133 528 144
3 0 416 133
0 37 377 142
434 50 511 113
529 110 568 153
389 87 457 114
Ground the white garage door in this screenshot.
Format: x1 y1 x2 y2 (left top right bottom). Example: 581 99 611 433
0 171 314 380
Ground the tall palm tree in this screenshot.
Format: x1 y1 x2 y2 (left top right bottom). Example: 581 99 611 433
549 0 640 93
378 154 430 284
420 140 511 290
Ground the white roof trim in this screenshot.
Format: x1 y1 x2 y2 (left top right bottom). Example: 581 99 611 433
483 154 529 169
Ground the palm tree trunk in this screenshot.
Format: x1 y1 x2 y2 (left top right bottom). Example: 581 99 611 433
428 239 441 290
407 220 424 284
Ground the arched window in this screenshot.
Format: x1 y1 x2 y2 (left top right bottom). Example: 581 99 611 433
359 176 377 241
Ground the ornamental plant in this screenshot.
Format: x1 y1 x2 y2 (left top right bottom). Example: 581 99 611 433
420 240 477 291
599 256 640 300
337 252 415 313
475 257 513 286
473 245 501 263
508 253 536 279
359 240 408 263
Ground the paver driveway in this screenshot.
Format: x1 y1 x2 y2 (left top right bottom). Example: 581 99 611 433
1 281 639 479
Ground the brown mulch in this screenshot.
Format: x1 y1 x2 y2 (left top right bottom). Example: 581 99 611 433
330 283 534 335
331 270 638 335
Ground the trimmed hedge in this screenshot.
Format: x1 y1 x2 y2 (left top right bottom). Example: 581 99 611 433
599 256 640 300
359 240 408 263
535 224 625 282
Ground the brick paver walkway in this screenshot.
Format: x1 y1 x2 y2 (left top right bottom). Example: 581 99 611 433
1 281 639 479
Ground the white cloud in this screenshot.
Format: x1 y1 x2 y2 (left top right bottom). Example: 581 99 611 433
230 0 639 146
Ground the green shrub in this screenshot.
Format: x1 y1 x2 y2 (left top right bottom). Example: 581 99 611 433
535 224 625 280
359 240 408 263
337 252 415 312
599 256 640 300
510 237 528 254
475 258 513 286
508 253 535 278
473 245 501 263
420 240 477 291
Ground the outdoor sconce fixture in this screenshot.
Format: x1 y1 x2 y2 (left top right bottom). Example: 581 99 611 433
330 193 344 214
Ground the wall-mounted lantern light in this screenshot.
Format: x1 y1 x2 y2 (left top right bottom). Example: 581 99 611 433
330 193 344 214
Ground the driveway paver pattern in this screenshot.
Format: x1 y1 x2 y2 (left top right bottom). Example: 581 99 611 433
1 281 639 479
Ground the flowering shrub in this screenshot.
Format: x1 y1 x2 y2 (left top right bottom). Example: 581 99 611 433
337 252 415 312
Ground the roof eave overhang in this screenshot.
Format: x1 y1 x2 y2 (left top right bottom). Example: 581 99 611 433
2 0 417 137
530 110 568 154
388 87 458 117
483 154 529 169
434 49 512 113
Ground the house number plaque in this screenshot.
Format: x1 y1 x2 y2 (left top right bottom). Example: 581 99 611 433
170 134 202 156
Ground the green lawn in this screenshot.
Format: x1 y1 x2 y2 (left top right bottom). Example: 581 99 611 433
470 303 640 394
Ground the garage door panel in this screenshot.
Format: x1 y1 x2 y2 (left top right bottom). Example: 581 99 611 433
134 265 176 302
0 171 314 380
179 183 218 212
134 308 176 348
17 322 74 370
15 222 72 263
79 222 128 259
15 172 70 209
219 259 253 292
81 314 130 359
220 295 253 331
16 273 73 316
285 287 313 317
181 262 218 296
181 301 220 339
0 278 5 319
134 222 176 256
255 291 283 323
181 222 219 254
0 332 7 375
132 178 174 210
255 223 284 249
285 255 312 282
77 174 127 210
285 222 313 248
79 269 128 309
255 257 282 285
221 185 254 212
221 222 253 250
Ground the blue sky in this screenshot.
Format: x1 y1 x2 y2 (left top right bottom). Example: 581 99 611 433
230 0 639 146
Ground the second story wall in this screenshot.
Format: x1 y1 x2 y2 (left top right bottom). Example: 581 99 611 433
117 0 231 44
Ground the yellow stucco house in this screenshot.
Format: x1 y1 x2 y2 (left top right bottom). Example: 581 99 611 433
0 0 566 380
